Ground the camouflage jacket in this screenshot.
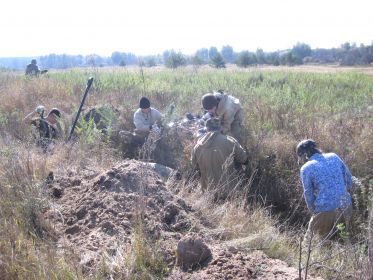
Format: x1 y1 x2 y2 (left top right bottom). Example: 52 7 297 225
31 118 60 140
213 91 244 136
191 131 247 191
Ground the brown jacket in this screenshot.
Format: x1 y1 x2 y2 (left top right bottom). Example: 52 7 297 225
214 91 244 144
191 131 247 192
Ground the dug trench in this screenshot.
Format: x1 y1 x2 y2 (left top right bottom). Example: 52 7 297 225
44 159 322 279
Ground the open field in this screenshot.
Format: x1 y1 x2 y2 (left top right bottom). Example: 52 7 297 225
0 66 372 279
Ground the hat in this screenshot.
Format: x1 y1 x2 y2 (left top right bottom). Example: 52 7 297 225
202 94 218 110
139 97 150 109
205 118 221 131
48 108 61 118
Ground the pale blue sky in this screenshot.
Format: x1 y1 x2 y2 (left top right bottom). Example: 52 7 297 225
1 0 372 57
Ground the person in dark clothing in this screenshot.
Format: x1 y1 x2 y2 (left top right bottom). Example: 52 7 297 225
25 59 41 76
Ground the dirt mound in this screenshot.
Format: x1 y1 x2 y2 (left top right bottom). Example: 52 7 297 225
45 160 194 271
45 159 321 279
170 249 305 280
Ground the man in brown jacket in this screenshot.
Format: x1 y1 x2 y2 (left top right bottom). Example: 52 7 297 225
201 90 244 145
191 118 248 199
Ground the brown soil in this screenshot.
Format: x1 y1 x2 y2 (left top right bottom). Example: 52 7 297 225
45 159 322 279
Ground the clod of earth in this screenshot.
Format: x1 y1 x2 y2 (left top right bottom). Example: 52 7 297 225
176 235 212 270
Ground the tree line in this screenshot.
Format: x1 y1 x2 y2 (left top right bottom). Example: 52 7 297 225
1 42 373 70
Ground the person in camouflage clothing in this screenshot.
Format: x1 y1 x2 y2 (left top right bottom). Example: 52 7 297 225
191 118 247 199
201 90 244 145
25 106 62 151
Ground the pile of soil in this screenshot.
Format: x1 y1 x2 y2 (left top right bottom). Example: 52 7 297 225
45 160 193 269
44 159 321 279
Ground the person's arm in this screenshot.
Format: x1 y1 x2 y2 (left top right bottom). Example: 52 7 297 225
24 105 44 123
220 109 235 135
300 167 315 212
133 111 150 130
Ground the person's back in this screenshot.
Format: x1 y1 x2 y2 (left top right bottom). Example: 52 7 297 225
297 139 353 239
192 129 247 192
25 59 40 76
301 152 352 213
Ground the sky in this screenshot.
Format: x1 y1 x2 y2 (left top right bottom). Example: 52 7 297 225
1 0 372 58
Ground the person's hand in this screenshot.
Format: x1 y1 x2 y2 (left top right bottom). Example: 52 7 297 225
35 105 45 115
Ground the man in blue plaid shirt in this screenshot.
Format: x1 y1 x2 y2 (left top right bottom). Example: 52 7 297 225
297 139 353 239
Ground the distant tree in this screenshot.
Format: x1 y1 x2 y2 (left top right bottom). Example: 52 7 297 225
111 52 123 65
119 60 126 67
208 47 218 60
195 48 209 64
266 52 280 66
162 50 171 64
191 55 204 66
279 51 297 65
146 57 157 67
291 42 311 64
138 60 146 67
164 50 186 68
221 45 234 63
236 51 256 68
110 52 137 66
256 48 266 64
210 52 226 68
86 55 98 67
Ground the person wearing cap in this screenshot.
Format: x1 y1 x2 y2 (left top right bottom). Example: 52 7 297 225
25 106 63 151
191 118 248 199
201 90 244 145
133 97 162 132
25 59 41 76
296 139 353 240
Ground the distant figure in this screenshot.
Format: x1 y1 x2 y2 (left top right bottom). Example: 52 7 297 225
296 139 353 240
25 59 41 76
191 118 247 199
201 90 244 145
24 105 63 151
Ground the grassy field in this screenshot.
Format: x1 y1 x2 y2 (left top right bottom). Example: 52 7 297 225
0 66 372 279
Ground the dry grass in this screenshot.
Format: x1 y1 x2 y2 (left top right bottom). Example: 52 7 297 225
170 178 298 265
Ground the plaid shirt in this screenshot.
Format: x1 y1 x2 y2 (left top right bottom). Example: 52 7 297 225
300 153 353 213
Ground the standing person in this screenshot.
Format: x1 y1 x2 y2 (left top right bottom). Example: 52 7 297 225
25 59 41 76
296 139 353 240
201 90 244 145
191 118 247 199
133 97 162 144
